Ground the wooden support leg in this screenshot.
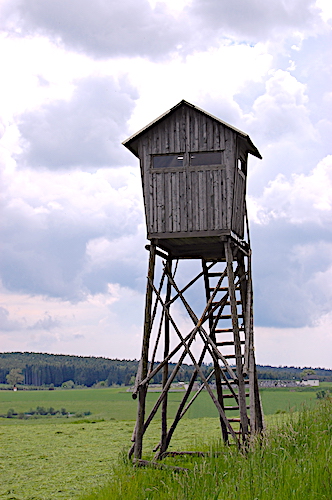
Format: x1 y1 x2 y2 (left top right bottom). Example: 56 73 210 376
160 259 172 456
133 243 156 459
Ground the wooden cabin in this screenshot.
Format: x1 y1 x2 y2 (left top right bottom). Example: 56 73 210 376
123 100 261 259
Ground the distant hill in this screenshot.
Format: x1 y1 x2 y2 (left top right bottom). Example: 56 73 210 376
1 352 332 387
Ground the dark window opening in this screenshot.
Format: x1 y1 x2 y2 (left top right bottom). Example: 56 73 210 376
153 154 184 168
190 151 222 166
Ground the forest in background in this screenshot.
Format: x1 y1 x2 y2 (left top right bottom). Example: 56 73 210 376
1 352 332 387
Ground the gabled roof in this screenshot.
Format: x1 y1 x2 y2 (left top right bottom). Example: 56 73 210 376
122 99 262 159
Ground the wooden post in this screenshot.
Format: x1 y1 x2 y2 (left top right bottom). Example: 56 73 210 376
160 259 172 455
133 243 156 459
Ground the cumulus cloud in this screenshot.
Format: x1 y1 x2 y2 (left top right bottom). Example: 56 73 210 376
0 306 24 331
17 75 137 169
251 155 332 224
0 165 145 300
189 0 322 43
1 0 324 61
250 155 332 329
2 0 186 60
0 286 145 358
28 313 62 331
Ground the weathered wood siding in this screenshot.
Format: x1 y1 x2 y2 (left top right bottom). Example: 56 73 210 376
135 104 246 238
147 168 227 234
231 169 246 238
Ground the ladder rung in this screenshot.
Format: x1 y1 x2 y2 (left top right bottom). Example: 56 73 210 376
209 287 239 292
211 301 241 306
228 417 241 422
223 354 244 359
225 405 250 411
214 314 243 320
226 393 249 398
216 341 245 347
220 380 249 385
215 328 244 333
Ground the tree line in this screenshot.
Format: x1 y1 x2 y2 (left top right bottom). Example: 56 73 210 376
1 352 332 387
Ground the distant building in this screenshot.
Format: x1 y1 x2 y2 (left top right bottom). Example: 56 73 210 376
301 379 320 387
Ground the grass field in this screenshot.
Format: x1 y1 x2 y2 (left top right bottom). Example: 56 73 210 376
0 385 330 500
0 384 324 421
78 399 332 500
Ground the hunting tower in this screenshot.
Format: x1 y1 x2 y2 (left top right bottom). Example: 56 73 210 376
123 100 263 461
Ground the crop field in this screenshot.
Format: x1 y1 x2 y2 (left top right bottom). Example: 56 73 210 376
0 385 329 500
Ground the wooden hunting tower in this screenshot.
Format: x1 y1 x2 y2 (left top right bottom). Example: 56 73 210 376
123 100 263 461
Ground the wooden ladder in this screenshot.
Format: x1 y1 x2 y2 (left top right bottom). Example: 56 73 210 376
202 255 250 442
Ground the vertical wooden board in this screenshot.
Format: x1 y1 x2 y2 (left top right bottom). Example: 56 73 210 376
218 169 224 230
201 115 208 151
212 170 219 230
218 124 226 150
172 172 180 232
207 118 214 151
198 170 206 230
168 114 173 152
175 117 180 152
206 169 213 230
156 172 164 233
159 121 167 154
187 171 193 232
170 172 175 232
180 107 186 152
179 170 188 232
224 128 236 229
221 168 227 228
198 114 203 151
213 121 220 150
176 172 181 232
233 172 245 237
149 172 155 233
191 170 199 231
166 172 173 233
203 170 208 230
193 112 199 151
177 109 183 151
152 127 158 154
185 109 191 153
155 173 160 232
164 121 170 153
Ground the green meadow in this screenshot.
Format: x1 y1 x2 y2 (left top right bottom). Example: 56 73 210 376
0 385 330 500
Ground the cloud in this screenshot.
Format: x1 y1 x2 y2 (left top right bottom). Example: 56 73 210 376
2 0 324 62
3 0 186 60
250 155 332 329
0 306 23 331
189 0 322 42
0 165 145 300
17 75 137 169
0 286 145 358
251 155 332 224
28 313 61 331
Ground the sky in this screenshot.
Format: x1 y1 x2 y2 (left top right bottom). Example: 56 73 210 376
0 0 331 368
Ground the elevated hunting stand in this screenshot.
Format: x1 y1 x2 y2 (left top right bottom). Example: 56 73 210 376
123 100 264 460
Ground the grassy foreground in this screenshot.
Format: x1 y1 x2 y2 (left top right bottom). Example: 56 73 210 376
78 399 332 500
0 387 329 499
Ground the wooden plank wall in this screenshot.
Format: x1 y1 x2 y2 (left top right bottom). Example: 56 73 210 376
148 168 227 234
231 170 245 238
137 105 245 237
